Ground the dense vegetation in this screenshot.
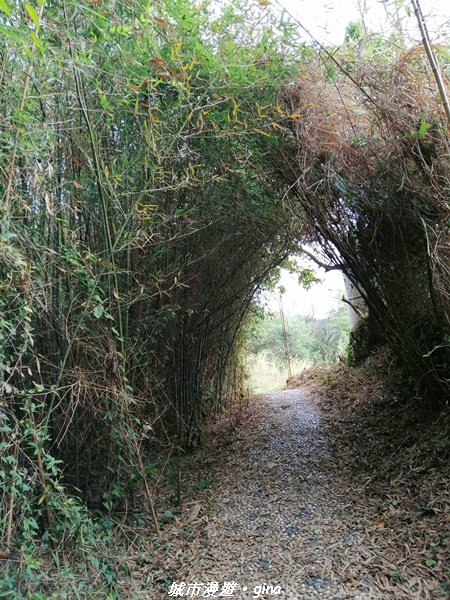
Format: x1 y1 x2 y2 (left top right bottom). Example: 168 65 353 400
0 0 449 595
247 305 350 368
0 1 306 594
277 44 450 405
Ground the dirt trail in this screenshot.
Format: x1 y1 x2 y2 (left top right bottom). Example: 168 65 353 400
130 388 447 599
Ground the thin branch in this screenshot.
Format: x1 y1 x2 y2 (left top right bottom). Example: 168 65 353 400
341 295 365 318
299 246 340 272
2 3 45 215
411 0 450 127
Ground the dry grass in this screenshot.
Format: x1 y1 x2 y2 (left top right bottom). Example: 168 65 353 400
279 46 450 405
246 356 308 393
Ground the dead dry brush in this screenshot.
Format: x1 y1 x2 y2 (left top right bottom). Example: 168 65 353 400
281 46 450 406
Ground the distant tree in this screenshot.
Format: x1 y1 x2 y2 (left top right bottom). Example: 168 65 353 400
247 304 350 368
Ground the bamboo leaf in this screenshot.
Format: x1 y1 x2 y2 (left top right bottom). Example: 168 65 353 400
93 305 103 319
98 90 112 111
0 0 11 16
417 114 431 138
25 2 40 31
30 30 43 52
0 23 24 45
22 44 34 59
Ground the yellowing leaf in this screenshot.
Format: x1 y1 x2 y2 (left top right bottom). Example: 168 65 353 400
231 97 239 120
251 128 270 137
0 0 11 16
171 40 182 59
275 101 286 115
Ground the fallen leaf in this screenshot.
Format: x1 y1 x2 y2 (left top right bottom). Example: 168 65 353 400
186 502 202 524
373 518 386 529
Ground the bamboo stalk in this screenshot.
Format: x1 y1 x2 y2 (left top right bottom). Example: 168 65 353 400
2 3 45 214
411 0 450 127
33 432 55 549
279 291 292 379
72 70 125 361
4 431 19 551
133 439 161 537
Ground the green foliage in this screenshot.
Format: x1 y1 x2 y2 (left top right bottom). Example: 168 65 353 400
297 268 320 290
0 0 304 593
194 479 211 491
247 305 350 367
347 316 385 366
344 21 364 43
1 0 448 593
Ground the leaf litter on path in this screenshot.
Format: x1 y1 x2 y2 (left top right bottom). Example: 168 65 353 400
120 381 449 599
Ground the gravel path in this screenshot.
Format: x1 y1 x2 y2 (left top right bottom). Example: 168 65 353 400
141 388 447 599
